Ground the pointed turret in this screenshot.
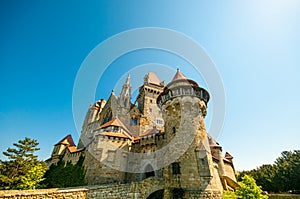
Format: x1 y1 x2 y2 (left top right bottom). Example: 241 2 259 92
125 73 130 85
171 68 187 82
119 74 132 114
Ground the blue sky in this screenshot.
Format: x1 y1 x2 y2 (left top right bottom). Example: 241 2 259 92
0 0 299 170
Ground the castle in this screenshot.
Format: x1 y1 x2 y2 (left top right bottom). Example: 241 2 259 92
47 70 237 199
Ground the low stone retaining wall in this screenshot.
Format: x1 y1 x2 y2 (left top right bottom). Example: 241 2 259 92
87 184 131 199
0 184 133 199
0 187 88 199
0 177 225 199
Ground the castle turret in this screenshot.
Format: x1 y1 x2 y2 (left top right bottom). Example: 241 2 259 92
157 69 223 198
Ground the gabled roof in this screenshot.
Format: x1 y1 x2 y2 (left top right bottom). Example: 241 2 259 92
225 152 233 160
148 72 162 86
55 134 76 147
208 135 221 148
95 117 133 139
100 132 130 139
171 69 187 82
140 127 161 137
67 146 85 153
99 117 127 129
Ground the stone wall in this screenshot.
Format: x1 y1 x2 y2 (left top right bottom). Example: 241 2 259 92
0 179 160 199
0 178 226 199
87 184 131 199
0 187 88 199
183 190 222 199
0 185 131 199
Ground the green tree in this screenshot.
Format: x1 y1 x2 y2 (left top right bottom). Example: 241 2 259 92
0 137 48 190
222 190 238 199
251 164 277 192
237 150 300 193
273 150 300 192
235 175 268 199
42 155 86 188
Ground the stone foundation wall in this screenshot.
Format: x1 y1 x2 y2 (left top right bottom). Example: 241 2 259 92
0 179 223 199
0 185 132 199
0 187 88 199
87 184 131 199
183 190 222 199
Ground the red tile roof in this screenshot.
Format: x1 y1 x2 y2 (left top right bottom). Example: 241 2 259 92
140 127 161 137
99 117 127 129
100 132 130 139
68 146 85 153
55 134 76 147
225 152 233 159
148 72 162 86
171 69 187 82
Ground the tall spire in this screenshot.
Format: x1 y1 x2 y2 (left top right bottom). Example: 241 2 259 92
125 74 130 85
119 73 132 111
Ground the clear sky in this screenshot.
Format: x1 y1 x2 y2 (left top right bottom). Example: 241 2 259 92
0 0 299 171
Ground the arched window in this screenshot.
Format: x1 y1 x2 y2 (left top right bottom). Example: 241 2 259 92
145 164 155 179
172 162 181 174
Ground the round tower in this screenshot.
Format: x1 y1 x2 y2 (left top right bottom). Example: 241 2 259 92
157 69 223 199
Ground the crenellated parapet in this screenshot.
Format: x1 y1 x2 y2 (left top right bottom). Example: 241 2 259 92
157 69 209 110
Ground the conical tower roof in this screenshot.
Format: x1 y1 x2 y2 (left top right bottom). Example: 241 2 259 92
157 68 210 108
171 69 187 82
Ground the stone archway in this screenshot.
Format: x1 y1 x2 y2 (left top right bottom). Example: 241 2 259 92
132 177 165 199
145 164 155 179
146 189 164 199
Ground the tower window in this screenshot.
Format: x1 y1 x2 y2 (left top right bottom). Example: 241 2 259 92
156 119 163 125
172 162 181 174
172 127 176 135
149 108 152 113
201 158 207 168
130 118 138 126
150 99 153 103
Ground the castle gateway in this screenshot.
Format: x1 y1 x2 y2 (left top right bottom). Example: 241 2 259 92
47 70 237 199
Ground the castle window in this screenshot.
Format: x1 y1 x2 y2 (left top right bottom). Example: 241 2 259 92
156 119 163 125
130 118 138 126
150 99 153 103
149 108 152 113
201 158 207 168
113 126 119 131
172 162 181 174
172 127 176 135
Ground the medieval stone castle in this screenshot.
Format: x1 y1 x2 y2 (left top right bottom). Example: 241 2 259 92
47 70 237 199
